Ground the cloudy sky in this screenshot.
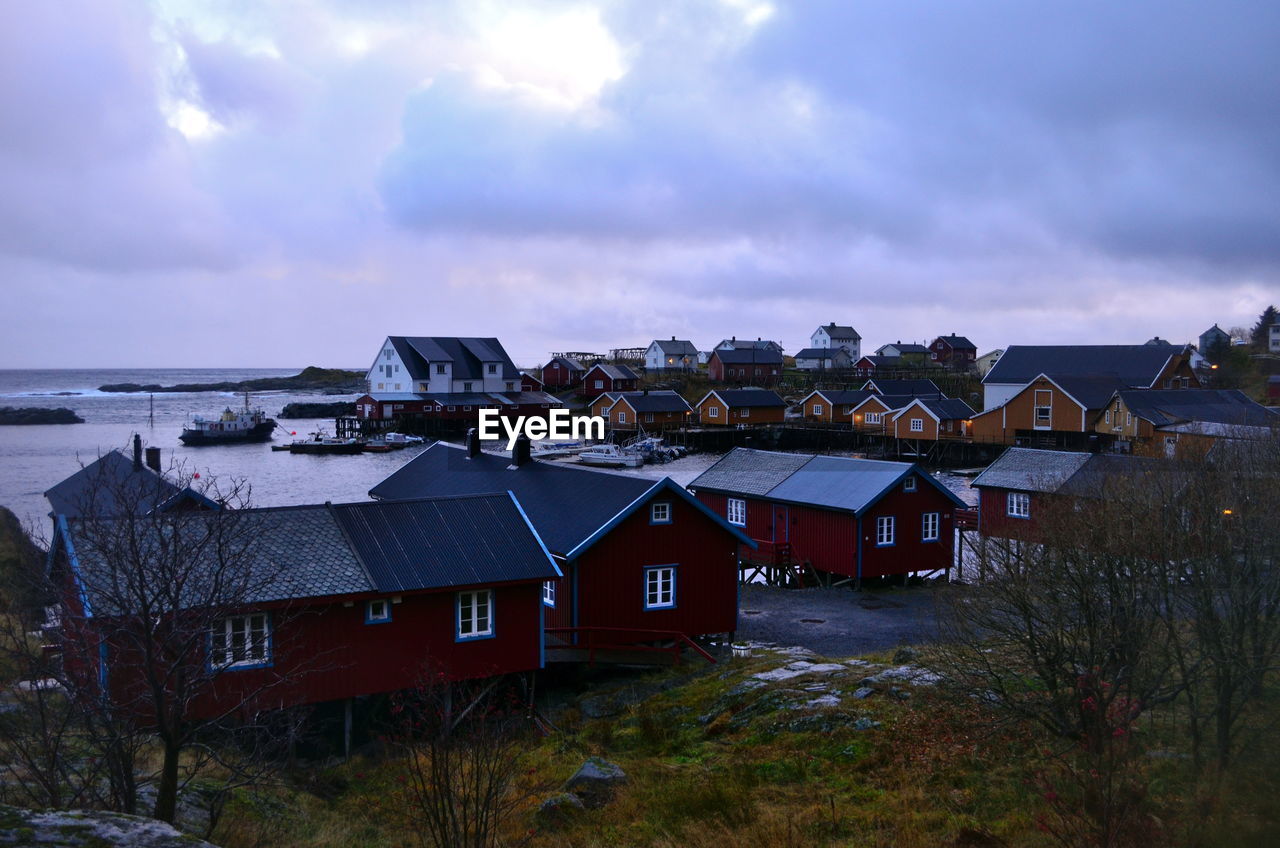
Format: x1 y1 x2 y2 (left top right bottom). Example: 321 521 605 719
2 0 1277 368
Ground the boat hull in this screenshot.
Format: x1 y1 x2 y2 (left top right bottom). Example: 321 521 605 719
179 420 276 445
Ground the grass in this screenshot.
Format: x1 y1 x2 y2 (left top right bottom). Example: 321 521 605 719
205 646 1280 848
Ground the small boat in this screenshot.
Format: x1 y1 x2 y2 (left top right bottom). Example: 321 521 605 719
531 440 588 459
383 432 425 446
578 443 644 468
180 398 276 445
286 431 365 455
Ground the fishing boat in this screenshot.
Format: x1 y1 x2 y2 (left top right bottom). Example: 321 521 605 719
179 397 276 445
577 443 644 468
286 431 365 455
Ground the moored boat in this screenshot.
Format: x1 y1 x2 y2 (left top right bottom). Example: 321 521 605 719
179 401 276 445
577 443 644 468
286 432 365 455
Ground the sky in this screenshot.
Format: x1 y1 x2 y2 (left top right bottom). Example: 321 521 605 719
1 0 1277 369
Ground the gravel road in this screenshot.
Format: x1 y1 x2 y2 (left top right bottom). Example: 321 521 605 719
735 583 942 659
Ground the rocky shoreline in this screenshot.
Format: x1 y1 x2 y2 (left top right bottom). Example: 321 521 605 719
278 401 356 419
0 406 84 425
98 366 365 395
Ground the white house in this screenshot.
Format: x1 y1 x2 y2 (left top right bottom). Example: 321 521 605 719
367 337 523 395
645 338 700 371
1270 324 1280 354
809 323 861 359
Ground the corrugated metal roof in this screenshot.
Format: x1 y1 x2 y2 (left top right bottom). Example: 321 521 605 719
688 449 812 496
1119 389 1278 428
331 496 558 593
984 345 1179 386
970 448 1091 493
368 443 656 555
689 449 964 515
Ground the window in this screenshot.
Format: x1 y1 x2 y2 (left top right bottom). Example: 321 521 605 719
457 590 493 639
463 405 472 411
436 363 446 374
910 418 924 432
727 498 747 526
543 581 556 607
1033 389 1052 428
506 382 515 391
618 411 628 424
1007 492 1031 518
813 403 824 416
876 516 895 546
385 349 392 360
644 413 654 423
365 599 391 624
922 512 939 542
708 405 720 418
651 502 671 524
867 412 882 425
1125 412 1132 426
447 405 456 412
394 364 399 372
377 382 384 390
463 382 473 392
645 566 675 609
904 476 916 492
487 364 497 374
211 614 270 669
594 380 604 389
740 407 750 418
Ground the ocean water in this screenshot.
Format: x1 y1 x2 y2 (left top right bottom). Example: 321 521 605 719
0 368 425 531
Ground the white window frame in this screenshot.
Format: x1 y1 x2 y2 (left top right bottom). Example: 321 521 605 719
618 411 628 424
211 613 270 669
542 581 556 607
867 412 882 425
1033 389 1053 429
594 379 604 389
727 497 747 526
910 418 924 432
813 403 824 416
457 590 493 639
707 405 720 418
463 382 473 392
644 566 676 610
365 599 391 624
1007 492 1031 519
922 512 940 542
741 407 750 418
487 363 498 374
875 516 895 546
651 502 672 524
904 476 916 492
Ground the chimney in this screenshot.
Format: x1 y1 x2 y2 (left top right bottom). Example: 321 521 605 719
465 427 480 459
512 434 532 468
671 335 676 341
132 434 142 471
145 446 161 473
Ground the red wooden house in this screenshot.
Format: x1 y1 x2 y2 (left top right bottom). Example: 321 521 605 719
708 349 784 385
854 355 902 378
541 356 587 390
47 494 561 720
928 334 978 368
521 371 545 393
689 448 965 583
580 363 640 398
370 438 753 654
354 391 563 424
695 389 788 426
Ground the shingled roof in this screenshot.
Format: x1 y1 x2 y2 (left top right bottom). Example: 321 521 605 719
1116 389 1278 428
44 450 215 518
970 448 1092 493
57 495 560 614
984 345 1184 387
690 448 964 515
615 393 693 414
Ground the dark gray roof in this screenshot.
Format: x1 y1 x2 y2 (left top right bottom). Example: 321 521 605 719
1044 375 1129 410
934 334 976 349
971 448 1091 493
389 337 522 381
587 363 639 381
853 394 918 411
879 343 928 354
811 390 875 406
690 449 964 515
984 345 1181 387
44 450 200 518
706 389 787 408
617 393 693 413
816 324 860 339
715 348 784 365
1117 389 1278 428
857 355 901 368
795 348 846 359
547 355 586 372
863 379 942 398
1055 455 1174 499
720 338 782 350
61 495 559 613
687 449 812 496
906 397 976 420
331 496 558 593
652 339 699 355
369 443 656 555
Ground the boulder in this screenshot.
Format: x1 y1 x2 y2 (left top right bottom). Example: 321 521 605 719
892 646 920 663
564 757 628 808
534 792 585 828
0 805 216 847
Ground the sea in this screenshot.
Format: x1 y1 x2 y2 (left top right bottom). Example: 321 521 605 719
0 368 979 538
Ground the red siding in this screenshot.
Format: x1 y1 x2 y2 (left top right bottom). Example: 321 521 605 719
574 493 740 637
977 487 1046 541
858 483 957 578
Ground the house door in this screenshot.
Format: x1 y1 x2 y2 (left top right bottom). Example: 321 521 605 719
383 405 394 418
772 505 789 543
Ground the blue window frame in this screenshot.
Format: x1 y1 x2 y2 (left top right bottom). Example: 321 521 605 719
650 502 672 524
644 565 676 610
875 516 895 546
365 599 392 624
211 613 271 670
457 590 494 640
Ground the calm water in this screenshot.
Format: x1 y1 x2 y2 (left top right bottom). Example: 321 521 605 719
0 368 427 531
